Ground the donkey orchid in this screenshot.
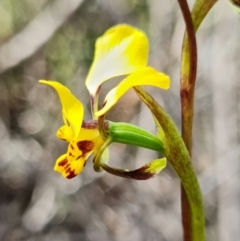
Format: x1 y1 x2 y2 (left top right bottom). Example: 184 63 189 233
40 24 170 179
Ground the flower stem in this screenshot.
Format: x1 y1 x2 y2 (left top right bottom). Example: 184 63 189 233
177 1 197 240
179 0 219 240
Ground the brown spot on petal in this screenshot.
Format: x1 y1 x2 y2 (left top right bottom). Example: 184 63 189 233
68 152 75 157
57 157 77 179
66 170 76 179
70 144 75 150
58 158 68 167
77 140 94 155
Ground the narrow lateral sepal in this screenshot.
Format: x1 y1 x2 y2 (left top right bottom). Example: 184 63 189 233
100 158 166 180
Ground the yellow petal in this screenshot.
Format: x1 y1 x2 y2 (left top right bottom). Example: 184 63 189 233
95 67 170 117
39 80 84 137
85 24 149 96
54 153 86 179
56 125 74 142
79 127 101 141
54 133 105 179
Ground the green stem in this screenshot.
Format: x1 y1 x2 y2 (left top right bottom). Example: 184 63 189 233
178 1 197 240
134 86 205 241
180 1 219 146
179 0 219 240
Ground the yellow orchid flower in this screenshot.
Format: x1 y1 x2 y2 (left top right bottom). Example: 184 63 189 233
40 80 166 179
85 24 170 117
40 24 171 180
39 80 105 179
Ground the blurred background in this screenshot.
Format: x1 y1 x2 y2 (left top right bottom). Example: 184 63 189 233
0 0 239 240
